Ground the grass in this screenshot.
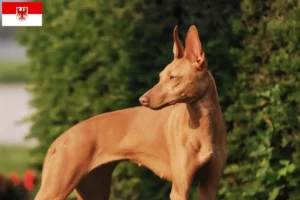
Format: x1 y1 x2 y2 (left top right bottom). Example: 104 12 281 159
0 60 29 83
0 144 30 176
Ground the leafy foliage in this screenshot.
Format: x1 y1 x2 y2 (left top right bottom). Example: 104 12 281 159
221 0 300 199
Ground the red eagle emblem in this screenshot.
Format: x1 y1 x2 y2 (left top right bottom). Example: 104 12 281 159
16 7 28 21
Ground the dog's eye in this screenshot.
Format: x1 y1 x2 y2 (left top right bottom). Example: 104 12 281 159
169 75 176 80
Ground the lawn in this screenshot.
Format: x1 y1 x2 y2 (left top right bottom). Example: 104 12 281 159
0 144 30 176
0 60 29 83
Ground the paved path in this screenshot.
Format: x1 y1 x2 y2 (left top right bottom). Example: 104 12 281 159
0 84 34 145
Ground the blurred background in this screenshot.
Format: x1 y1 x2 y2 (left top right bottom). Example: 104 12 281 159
0 0 299 200
0 0 38 199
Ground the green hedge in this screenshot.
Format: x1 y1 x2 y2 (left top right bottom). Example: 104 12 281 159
220 0 300 199
18 0 299 199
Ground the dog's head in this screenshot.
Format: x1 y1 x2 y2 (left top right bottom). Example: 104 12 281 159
139 25 210 110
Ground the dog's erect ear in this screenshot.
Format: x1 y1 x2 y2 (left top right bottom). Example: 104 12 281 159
184 25 205 70
173 25 184 59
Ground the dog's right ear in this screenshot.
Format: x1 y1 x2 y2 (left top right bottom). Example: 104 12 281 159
173 25 184 59
184 25 205 70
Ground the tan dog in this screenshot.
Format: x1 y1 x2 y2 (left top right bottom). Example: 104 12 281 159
35 25 227 200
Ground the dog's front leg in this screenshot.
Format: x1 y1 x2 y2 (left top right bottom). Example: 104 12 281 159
197 114 214 167
169 150 198 200
195 132 219 200
170 178 190 200
198 134 213 167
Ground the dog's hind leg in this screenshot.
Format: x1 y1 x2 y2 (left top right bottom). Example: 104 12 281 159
34 127 96 200
75 161 119 200
34 150 85 200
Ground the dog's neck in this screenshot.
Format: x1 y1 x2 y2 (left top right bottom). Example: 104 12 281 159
186 71 219 128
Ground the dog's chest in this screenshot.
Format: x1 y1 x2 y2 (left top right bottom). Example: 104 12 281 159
181 127 202 153
166 112 202 154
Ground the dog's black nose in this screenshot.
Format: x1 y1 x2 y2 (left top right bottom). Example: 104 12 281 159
139 96 149 106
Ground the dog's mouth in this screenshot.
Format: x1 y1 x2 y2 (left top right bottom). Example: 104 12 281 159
146 99 178 110
168 100 177 105
145 95 201 110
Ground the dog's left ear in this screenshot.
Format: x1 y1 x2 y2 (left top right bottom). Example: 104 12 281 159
173 25 184 59
184 25 206 70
